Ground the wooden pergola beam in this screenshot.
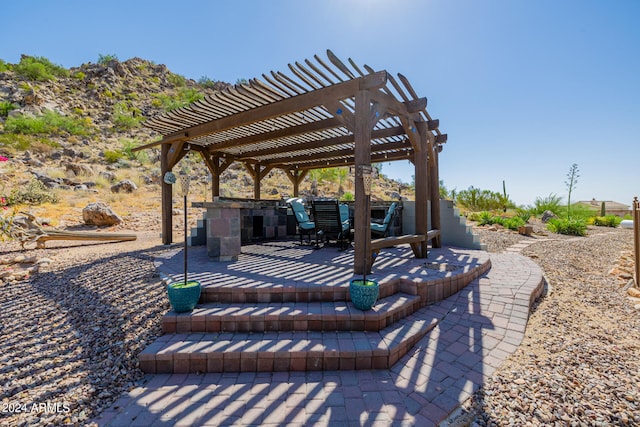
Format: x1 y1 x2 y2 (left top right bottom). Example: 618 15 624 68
272 150 413 171
201 116 344 151
159 71 388 145
234 125 406 160
262 139 411 166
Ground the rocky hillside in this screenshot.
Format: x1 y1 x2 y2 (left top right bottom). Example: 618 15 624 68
0 55 412 229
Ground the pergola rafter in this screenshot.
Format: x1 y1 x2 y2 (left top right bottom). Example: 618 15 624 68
140 50 446 274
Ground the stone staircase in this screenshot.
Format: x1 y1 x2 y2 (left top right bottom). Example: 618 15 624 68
439 199 487 250
138 244 491 374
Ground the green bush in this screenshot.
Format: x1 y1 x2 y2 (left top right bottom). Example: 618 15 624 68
531 193 562 216
0 101 18 118
13 56 68 81
0 133 59 152
593 215 622 228
104 150 124 163
567 203 597 221
0 59 9 72
112 102 143 130
167 73 186 87
502 216 526 231
515 208 531 223
72 71 86 80
7 179 58 206
547 218 587 236
153 87 204 111
198 75 218 89
341 192 354 201
120 139 148 163
456 186 514 211
98 54 118 65
476 211 493 226
4 111 93 136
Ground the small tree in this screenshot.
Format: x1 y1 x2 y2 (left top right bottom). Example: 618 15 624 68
565 163 580 218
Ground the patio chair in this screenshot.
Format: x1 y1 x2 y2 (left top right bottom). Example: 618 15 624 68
312 199 351 250
286 197 316 245
370 202 397 238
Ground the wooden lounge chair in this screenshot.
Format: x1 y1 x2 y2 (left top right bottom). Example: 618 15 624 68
311 199 351 250
370 202 397 238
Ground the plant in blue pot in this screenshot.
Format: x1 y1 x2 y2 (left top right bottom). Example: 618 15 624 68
164 169 201 312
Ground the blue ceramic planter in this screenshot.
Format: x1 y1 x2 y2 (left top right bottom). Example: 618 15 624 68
167 280 201 313
349 279 379 311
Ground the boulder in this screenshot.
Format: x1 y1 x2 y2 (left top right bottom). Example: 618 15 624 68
65 162 94 176
541 210 557 223
110 179 137 193
99 171 116 182
82 202 122 226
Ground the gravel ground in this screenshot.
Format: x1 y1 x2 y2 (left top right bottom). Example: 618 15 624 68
2 218 640 426
466 223 640 426
0 232 172 427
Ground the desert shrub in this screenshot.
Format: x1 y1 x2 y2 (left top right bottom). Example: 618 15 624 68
73 71 86 80
515 208 531 223
502 216 526 231
4 111 93 136
153 87 204 111
593 215 622 228
476 211 494 226
0 101 18 117
6 179 58 206
104 150 124 163
456 186 513 211
531 193 562 216
0 133 60 154
198 75 218 89
167 73 186 87
567 204 597 221
13 56 68 81
341 192 354 201
547 218 587 236
120 139 148 163
112 102 143 130
0 59 9 72
98 54 118 65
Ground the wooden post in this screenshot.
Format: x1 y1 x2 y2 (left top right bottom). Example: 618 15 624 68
414 121 429 258
253 164 261 200
634 197 640 288
354 89 372 275
211 156 220 199
430 140 442 248
161 143 173 245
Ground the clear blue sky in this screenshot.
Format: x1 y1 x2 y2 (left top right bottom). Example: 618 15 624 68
2 0 639 207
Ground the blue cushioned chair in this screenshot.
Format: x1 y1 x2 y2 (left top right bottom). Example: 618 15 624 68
371 202 397 238
312 199 352 250
286 197 316 244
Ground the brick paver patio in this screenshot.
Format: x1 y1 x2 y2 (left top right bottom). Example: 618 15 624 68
95 244 543 426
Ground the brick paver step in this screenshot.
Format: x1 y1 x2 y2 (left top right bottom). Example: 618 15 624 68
162 293 421 334
140 308 440 374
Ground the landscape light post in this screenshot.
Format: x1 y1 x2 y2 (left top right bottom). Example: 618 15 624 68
180 174 190 286
634 197 639 288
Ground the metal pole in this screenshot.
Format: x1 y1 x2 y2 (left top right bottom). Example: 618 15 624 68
634 197 639 288
184 194 188 286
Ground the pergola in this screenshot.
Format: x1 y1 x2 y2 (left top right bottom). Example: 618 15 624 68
139 50 447 274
